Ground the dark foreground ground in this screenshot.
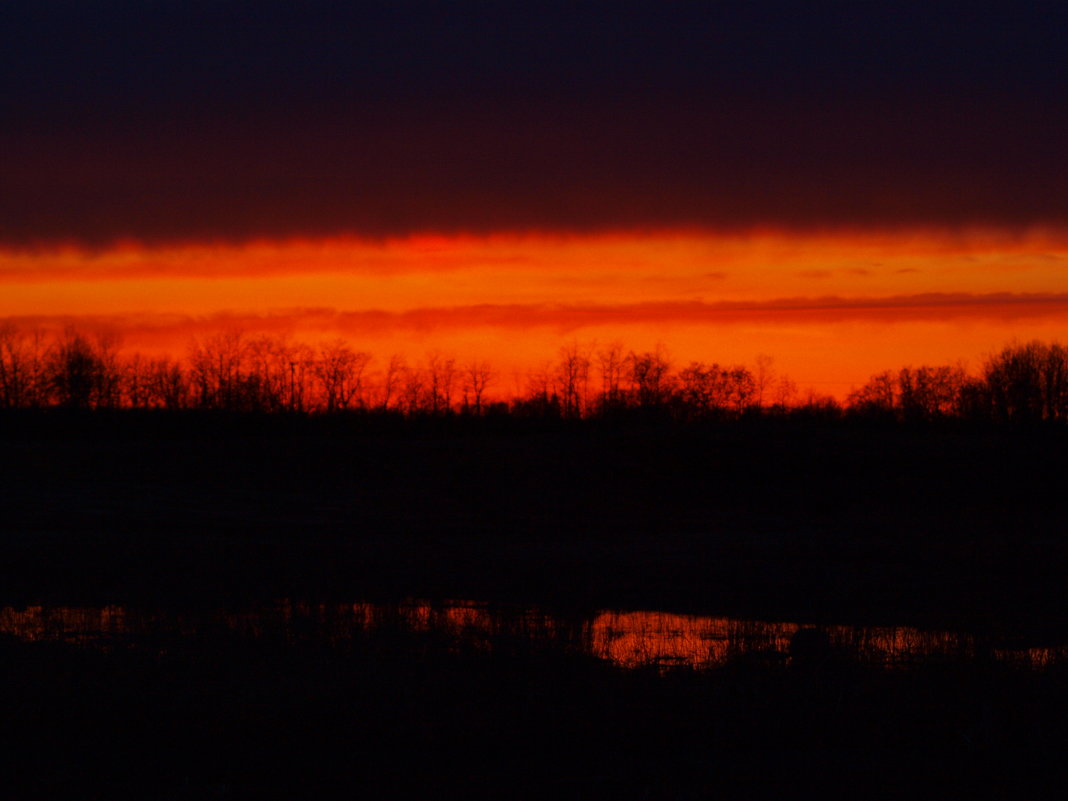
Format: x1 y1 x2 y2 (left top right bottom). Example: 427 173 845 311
4 617 1068 800
2 411 1068 798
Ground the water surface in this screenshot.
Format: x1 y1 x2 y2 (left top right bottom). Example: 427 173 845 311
2 600 1063 670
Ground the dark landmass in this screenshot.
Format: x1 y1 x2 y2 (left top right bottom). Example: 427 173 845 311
4 411 1068 798
3 410 1066 638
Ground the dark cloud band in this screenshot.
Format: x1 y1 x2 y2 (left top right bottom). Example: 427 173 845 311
3 3 1066 245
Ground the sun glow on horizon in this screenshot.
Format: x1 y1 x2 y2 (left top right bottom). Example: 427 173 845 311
5 227 1067 397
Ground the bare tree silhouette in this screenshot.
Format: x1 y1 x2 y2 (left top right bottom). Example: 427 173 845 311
462 360 495 415
0 322 1065 425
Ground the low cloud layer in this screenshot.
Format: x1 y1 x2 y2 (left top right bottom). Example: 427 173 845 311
7 293 1067 343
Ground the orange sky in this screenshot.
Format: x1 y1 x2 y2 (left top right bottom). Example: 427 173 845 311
3 227 1066 398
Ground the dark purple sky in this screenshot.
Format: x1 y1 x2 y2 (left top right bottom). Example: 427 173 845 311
4 2 1067 245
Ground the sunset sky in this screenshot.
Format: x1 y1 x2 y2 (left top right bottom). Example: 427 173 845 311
3 3 1066 396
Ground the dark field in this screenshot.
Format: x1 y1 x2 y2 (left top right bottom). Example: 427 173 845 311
3 411 1068 798
3 412 1067 629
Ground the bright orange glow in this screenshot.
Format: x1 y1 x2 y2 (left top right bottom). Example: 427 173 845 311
4 228 1067 396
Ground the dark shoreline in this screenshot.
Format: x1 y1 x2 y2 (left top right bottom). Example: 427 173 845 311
4 411 1066 639
4 591 1068 800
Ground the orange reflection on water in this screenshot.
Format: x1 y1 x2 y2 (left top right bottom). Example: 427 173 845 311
0 605 132 645
590 611 788 668
2 602 1065 671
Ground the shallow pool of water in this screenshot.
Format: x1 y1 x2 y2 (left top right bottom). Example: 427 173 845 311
2 600 1063 670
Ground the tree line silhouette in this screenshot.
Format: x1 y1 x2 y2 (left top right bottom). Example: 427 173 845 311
0 323 1065 423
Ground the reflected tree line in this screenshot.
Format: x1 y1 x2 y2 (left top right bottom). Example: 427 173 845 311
0 323 1065 423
